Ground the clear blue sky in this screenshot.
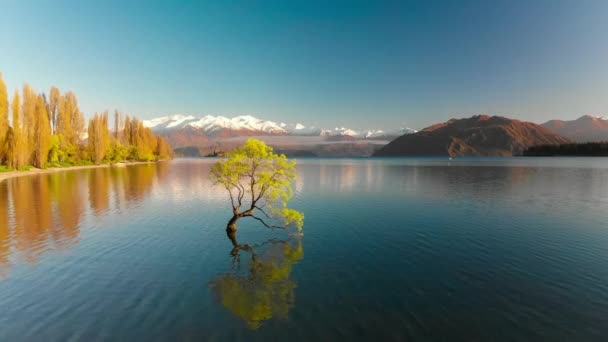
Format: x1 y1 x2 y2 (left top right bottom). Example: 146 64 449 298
1 0 607 130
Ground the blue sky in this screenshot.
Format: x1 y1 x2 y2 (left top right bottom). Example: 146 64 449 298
1 0 607 130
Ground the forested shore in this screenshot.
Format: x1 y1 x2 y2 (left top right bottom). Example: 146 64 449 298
0 71 172 172
523 142 608 156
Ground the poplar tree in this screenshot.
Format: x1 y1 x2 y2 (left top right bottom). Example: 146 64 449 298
123 115 131 145
0 73 8 163
156 136 173 160
57 91 85 160
33 94 51 168
114 110 121 140
88 112 110 164
9 91 27 169
48 86 60 134
0 72 173 168
22 84 37 165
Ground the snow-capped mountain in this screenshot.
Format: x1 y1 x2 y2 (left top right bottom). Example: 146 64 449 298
143 114 416 139
143 114 286 134
143 114 417 157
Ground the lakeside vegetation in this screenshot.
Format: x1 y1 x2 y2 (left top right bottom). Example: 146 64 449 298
523 142 608 156
0 72 172 172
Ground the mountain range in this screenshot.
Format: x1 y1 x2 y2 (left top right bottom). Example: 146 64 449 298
144 114 417 157
541 115 608 143
144 113 608 157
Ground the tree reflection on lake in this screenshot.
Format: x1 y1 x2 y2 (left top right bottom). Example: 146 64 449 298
210 237 304 329
0 163 164 278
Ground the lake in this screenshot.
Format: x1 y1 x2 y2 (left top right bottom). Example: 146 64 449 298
1 158 608 341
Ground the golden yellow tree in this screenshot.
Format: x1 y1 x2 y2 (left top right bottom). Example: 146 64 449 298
88 112 110 164
133 122 157 161
8 91 28 168
114 110 122 140
33 94 51 168
123 115 132 146
155 136 172 160
48 86 60 134
0 72 8 163
57 91 85 160
22 84 37 165
0 75 171 168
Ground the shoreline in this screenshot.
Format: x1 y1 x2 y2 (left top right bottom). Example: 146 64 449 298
0 161 161 183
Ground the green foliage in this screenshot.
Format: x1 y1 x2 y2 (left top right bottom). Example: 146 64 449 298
105 139 129 163
278 208 304 232
48 134 62 163
18 164 33 171
211 138 303 232
139 153 156 162
44 159 93 169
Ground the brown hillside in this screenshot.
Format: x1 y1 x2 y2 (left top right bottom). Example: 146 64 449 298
375 115 570 157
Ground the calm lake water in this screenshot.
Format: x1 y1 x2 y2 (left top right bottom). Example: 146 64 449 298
1 158 608 341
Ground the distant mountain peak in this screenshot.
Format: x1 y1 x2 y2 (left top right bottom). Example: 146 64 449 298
579 114 608 121
542 115 608 142
143 114 416 139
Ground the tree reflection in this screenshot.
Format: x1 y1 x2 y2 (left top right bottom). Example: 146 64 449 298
210 236 304 329
51 172 84 247
88 168 110 214
0 164 161 278
0 183 9 278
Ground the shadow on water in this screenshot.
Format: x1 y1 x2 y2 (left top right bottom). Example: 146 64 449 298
210 234 304 329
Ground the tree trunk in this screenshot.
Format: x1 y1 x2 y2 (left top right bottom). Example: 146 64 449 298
226 215 239 234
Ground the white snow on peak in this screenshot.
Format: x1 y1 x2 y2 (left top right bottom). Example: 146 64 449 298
144 114 417 138
583 115 608 121
143 114 196 129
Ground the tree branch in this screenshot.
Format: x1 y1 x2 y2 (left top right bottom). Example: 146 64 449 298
236 179 246 206
224 184 236 210
254 205 271 219
250 215 285 230
253 171 280 204
249 161 258 209
230 181 243 207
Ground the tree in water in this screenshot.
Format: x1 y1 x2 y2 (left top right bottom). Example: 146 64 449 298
210 138 304 238
210 238 304 329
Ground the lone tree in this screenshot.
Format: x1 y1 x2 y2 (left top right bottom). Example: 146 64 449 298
211 139 304 237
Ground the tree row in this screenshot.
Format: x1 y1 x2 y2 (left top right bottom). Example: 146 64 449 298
0 72 172 170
